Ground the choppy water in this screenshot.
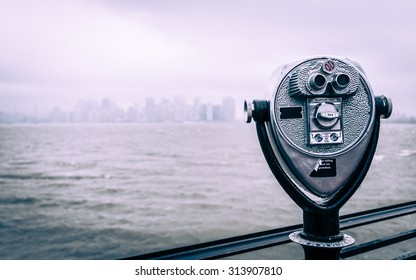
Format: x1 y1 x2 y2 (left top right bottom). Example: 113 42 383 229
0 122 415 259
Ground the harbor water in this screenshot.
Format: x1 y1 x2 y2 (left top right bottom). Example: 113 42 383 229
0 122 415 259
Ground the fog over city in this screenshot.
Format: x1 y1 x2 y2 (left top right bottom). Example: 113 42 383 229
0 96 237 123
1 0 415 117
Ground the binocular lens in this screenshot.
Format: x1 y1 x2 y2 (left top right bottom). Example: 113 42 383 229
334 74 350 88
309 74 327 90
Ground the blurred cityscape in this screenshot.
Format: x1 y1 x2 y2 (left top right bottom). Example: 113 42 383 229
0 96 237 123
1 96 414 124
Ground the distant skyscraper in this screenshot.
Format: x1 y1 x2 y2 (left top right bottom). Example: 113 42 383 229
145 97 155 108
221 97 235 121
213 104 221 121
144 97 159 122
172 95 187 122
192 97 203 121
205 102 213 121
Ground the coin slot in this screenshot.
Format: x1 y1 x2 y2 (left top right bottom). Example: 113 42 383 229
280 106 303 119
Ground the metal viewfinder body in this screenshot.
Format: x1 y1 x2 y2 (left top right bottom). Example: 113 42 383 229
245 56 392 259
269 57 375 199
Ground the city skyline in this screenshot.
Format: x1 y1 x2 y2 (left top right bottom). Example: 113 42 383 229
1 94 414 124
0 96 237 123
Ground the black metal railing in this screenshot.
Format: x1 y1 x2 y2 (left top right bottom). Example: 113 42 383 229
123 200 416 260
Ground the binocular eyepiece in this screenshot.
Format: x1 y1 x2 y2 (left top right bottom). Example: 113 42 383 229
309 72 351 92
286 59 361 99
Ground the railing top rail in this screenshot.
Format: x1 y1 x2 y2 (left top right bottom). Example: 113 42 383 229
123 200 416 260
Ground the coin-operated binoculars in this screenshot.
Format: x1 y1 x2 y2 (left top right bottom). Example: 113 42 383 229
245 56 392 259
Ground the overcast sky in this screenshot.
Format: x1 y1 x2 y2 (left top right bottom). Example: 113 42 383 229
0 0 415 116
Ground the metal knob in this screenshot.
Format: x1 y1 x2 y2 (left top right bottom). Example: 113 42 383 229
244 100 253 123
314 102 340 129
375 95 393 119
244 100 270 123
